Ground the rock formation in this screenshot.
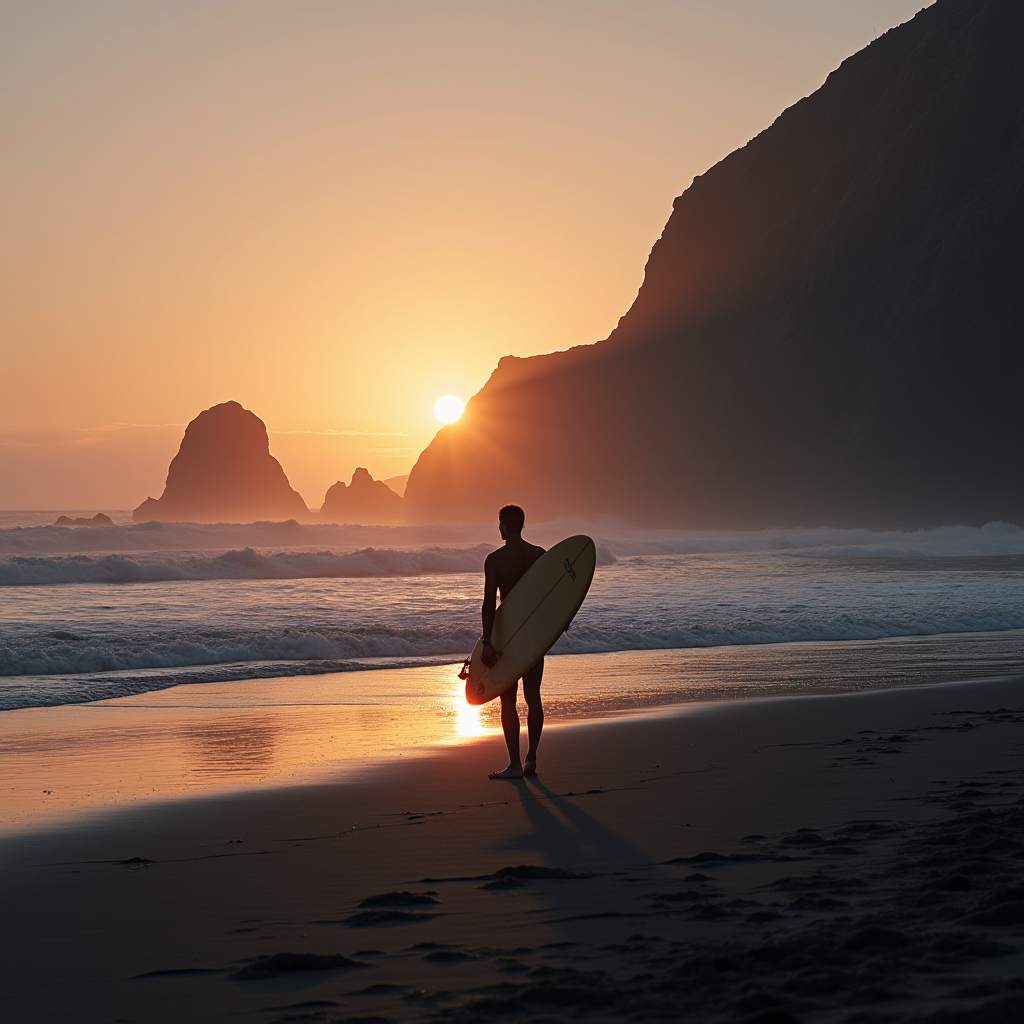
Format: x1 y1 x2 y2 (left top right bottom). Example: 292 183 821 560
54 513 115 528
133 401 308 523
320 467 405 524
383 474 409 497
406 0 1023 527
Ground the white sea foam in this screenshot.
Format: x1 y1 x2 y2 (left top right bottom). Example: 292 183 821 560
0 519 497 556
0 624 478 685
5 611 1022 683
590 521 1024 558
2 548 1022 708
1 520 1022 711
2 517 1022 561
0 545 493 586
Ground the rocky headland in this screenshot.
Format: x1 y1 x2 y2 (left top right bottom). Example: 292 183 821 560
406 0 1024 527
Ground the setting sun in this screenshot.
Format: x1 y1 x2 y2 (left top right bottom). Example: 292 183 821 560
433 395 465 424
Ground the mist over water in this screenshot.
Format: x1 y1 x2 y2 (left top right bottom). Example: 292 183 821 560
1 519 1021 711
1 517 1021 579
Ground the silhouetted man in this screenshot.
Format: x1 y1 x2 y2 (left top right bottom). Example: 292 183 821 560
481 504 545 779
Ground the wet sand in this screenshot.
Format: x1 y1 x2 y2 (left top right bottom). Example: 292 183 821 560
1 675 1022 1023
6 632 1022 834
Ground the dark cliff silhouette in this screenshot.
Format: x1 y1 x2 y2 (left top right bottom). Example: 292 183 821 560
406 0 1023 528
133 401 308 523
320 467 405 524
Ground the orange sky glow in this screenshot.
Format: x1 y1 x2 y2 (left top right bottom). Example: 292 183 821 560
0 1 926 510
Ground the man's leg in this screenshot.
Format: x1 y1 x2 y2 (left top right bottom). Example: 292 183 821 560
488 682 523 779
522 659 544 776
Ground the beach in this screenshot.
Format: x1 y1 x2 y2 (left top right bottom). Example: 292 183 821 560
2 670 1021 1023
3 2 1022 1021
3 522 1023 1021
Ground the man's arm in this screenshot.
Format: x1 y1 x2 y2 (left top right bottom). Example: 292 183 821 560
481 554 499 668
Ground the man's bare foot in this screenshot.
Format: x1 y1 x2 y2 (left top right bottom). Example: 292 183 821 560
488 764 524 780
523 759 537 776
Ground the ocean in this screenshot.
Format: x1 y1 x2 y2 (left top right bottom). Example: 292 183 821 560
2 515 1022 712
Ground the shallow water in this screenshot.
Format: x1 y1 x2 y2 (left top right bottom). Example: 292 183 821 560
2 633 1021 834
2 548 1022 707
2 518 1022 831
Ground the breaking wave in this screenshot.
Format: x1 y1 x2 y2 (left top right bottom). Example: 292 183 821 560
0 520 1020 587
0 624 481 708
0 519 500 556
1 519 1021 711
596 521 1024 559
0 546 491 586
2 518 1022 560
3 609 1023 710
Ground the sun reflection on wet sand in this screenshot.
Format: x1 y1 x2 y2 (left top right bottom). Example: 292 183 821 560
182 716 280 774
451 678 498 739
5 635 1014 834
0 662 498 833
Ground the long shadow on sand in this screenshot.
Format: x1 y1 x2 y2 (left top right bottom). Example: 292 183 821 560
484 773 671 930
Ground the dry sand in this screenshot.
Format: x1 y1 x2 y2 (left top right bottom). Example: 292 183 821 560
1 675 1022 1023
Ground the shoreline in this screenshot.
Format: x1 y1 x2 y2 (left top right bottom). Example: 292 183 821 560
2 631 1023 835
6 627 1024 713
2 675 1022 1022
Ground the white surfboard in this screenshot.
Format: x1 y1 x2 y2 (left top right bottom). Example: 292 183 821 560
461 535 597 706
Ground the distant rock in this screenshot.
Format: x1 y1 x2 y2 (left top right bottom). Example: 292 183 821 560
54 513 115 528
321 467 405 524
383 474 410 497
133 401 308 523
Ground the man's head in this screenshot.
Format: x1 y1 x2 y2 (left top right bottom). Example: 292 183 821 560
498 504 525 539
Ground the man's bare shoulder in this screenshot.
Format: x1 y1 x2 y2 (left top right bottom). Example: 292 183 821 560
490 540 545 563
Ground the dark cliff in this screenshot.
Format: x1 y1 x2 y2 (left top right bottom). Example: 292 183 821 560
133 401 308 523
406 0 1023 527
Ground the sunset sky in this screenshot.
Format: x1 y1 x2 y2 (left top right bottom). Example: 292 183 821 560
1 1 926 510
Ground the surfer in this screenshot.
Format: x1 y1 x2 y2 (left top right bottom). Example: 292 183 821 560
482 505 546 779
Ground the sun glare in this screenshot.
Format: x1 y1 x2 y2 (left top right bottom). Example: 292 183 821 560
451 678 496 739
433 394 465 424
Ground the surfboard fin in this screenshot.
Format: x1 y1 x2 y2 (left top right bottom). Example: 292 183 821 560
458 657 472 680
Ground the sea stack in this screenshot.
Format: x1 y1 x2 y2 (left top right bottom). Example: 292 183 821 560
133 401 308 523
320 467 405 524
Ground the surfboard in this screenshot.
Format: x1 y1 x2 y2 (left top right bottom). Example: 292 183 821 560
461 535 597 706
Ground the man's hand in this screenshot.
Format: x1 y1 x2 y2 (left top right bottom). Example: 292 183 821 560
481 641 499 668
